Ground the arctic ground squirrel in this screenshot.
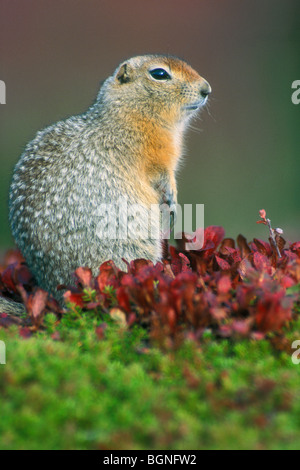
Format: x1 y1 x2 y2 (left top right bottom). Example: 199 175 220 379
3 54 211 313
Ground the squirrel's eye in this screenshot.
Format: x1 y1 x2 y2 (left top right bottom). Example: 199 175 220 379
149 68 171 81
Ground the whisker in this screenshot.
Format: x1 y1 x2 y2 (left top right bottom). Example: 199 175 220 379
204 101 217 122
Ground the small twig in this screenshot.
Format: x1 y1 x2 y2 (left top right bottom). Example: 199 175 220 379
256 209 282 258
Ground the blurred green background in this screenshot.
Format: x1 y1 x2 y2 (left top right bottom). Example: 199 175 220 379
0 0 299 250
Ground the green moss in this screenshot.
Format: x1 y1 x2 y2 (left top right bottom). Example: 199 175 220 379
0 311 300 449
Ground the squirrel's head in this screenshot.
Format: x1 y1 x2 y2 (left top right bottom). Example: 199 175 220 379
99 54 211 127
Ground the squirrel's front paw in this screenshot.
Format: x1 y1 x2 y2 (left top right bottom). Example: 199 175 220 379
152 175 177 236
163 188 177 220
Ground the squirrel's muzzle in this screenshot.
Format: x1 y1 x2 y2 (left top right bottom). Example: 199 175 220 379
200 80 212 98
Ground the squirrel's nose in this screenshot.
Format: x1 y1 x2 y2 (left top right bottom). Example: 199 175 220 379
200 80 212 98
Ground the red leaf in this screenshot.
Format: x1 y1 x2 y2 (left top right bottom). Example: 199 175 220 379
223 246 242 264
218 325 232 337
215 255 231 271
178 253 191 271
290 241 300 257
19 327 32 338
217 276 232 294
232 320 251 336
26 289 48 324
64 291 84 307
255 291 293 332
116 286 131 312
51 331 61 341
95 323 107 340
280 276 295 289
169 245 189 275
237 234 251 258
252 238 272 256
259 209 266 219
167 308 177 331
3 249 25 266
0 264 19 293
204 226 225 248
74 267 93 287
252 252 270 271
128 259 153 275
97 261 119 291
219 238 235 255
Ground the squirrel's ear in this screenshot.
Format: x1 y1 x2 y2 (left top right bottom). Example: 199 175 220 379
116 63 132 84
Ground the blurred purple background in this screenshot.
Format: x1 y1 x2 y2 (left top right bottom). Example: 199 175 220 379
0 0 299 248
